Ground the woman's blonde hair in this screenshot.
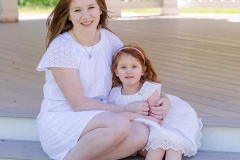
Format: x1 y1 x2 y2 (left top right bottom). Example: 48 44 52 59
112 44 161 87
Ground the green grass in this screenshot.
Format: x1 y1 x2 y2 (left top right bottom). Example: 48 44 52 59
18 7 240 14
180 8 240 14
122 8 160 14
18 6 54 14
122 8 240 14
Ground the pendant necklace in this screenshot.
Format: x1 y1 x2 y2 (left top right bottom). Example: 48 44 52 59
72 29 97 59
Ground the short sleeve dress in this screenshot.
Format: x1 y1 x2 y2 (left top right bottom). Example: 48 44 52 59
108 81 203 157
36 28 123 160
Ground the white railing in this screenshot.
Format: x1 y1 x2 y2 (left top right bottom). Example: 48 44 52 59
179 0 240 8
121 0 162 9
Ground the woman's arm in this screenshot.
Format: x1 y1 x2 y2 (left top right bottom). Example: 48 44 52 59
50 67 149 113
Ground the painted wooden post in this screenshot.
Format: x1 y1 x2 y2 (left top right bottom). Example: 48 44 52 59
106 0 122 18
0 0 18 22
162 0 179 15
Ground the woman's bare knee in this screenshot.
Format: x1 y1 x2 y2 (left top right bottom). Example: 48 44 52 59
81 112 130 142
110 114 131 143
130 121 149 150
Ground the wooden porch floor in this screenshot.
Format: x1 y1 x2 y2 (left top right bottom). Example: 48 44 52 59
0 15 240 127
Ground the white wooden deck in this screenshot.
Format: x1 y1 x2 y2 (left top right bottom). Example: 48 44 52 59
0 15 240 127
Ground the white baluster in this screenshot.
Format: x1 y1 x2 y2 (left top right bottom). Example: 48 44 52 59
162 0 179 15
0 0 18 22
106 0 122 17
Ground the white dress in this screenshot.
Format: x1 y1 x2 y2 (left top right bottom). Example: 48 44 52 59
36 28 123 160
108 81 203 157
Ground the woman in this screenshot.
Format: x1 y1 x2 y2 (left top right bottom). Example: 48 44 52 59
37 0 171 159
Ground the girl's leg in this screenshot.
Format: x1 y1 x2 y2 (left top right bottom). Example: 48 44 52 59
165 149 182 160
145 148 165 160
138 150 147 157
64 112 149 160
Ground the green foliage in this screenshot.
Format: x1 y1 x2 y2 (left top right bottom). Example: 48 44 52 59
18 0 59 7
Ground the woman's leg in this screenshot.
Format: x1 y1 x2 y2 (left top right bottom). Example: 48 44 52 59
165 149 182 160
64 112 148 160
93 121 149 160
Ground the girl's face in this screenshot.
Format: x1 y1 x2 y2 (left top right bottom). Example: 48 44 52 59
115 53 144 88
69 0 102 33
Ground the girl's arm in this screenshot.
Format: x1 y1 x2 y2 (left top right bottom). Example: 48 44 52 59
149 91 171 121
146 90 161 106
50 67 149 113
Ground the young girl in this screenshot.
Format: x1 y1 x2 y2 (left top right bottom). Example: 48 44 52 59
108 44 203 160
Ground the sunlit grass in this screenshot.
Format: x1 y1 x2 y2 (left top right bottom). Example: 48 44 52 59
180 8 240 14
18 7 240 14
18 6 54 14
122 8 160 14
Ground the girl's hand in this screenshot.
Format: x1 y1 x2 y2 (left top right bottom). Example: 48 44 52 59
149 94 171 122
126 101 149 116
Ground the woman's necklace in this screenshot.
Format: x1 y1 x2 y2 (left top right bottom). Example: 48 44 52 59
72 29 97 59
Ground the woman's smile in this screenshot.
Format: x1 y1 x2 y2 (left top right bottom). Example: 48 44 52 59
81 20 93 27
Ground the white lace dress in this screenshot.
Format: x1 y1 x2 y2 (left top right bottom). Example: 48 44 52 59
36 28 123 160
108 81 203 157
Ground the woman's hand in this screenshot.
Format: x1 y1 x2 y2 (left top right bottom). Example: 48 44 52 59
125 101 149 116
149 92 171 122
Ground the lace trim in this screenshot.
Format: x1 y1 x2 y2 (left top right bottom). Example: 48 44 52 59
143 118 203 157
196 118 203 149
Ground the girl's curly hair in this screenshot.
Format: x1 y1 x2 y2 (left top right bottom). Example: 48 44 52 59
112 43 161 88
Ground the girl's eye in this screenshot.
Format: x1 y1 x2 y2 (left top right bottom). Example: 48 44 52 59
132 66 137 68
89 7 95 9
121 66 126 69
74 9 81 12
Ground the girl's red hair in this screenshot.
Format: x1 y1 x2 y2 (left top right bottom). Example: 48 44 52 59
112 44 161 88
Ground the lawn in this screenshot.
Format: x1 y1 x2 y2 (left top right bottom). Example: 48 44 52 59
18 7 240 15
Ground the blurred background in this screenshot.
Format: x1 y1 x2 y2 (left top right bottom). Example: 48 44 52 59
18 0 240 16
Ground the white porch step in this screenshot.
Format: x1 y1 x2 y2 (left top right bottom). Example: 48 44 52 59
0 140 49 160
1 116 240 153
1 140 240 160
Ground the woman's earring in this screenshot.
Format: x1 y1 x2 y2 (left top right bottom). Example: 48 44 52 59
69 18 71 21
116 74 118 77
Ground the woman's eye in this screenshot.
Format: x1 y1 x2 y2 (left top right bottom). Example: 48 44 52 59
132 66 137 68
89 7 95 9
74 9 81 12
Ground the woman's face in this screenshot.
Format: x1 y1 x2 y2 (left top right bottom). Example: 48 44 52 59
69 0 102 33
